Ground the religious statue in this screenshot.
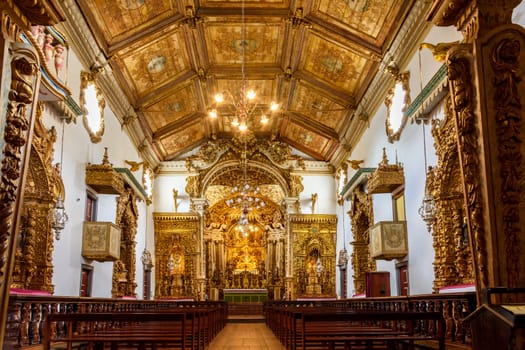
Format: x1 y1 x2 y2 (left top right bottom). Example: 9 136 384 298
311 193 318 214
305 252 322 295
173 189 179 212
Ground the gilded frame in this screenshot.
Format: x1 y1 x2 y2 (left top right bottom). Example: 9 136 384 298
80 71 105 143
385 71 411 142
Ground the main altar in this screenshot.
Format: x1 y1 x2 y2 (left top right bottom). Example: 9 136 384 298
223 289 268 303
152 140 337 301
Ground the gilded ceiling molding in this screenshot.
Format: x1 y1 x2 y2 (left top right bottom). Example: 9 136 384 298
333 0 433 166
407 64 448 124
54 0 157 166
7 0 65 26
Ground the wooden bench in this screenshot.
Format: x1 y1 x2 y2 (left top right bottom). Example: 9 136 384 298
298 310 445 350
265 304 445 350
43 312 189 350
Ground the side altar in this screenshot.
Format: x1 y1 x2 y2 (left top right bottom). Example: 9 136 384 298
223 289 268 303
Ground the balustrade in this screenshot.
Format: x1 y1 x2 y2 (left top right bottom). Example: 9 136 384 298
5 292 473 348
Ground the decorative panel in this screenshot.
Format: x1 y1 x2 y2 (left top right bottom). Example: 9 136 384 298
82 222 121 261
369 221 408 260
290 214 337 299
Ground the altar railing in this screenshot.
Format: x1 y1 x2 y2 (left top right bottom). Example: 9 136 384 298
4 292 475 348
4 295 227 349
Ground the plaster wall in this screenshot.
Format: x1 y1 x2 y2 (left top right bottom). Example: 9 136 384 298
48 48 148 298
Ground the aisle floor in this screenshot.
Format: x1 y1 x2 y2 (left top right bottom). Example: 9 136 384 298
207 322 286 350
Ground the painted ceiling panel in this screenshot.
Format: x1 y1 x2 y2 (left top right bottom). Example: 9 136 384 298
158 121 205 160
300 32 371 94
289 81 350 131
142 83 200 133
79 0 180 46
114 28 190 99
205 20 284 66
73 0 418 163
311 0 406 46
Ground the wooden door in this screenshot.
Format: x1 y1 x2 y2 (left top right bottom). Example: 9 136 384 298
365 271 390 297
398 265 409 296
80 265 92 297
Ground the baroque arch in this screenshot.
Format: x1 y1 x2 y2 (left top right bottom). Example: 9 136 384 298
12 103 61 293
428 100 474 292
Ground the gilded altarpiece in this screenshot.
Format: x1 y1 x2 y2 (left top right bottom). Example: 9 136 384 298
204 189 286 300
427 102 474 292
11 104 61 293
290 214 336 299
112 185 139 298
349 187 376 295
154 213 199 299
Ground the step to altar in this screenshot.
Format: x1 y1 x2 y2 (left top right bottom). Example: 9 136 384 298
227 314 266 323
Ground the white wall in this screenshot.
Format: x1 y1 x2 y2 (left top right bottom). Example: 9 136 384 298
48 47 148 298
337 24 465 297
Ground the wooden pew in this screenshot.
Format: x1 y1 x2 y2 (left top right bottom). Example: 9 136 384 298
265 303 445 350
299 310 445 350
43 312 189 350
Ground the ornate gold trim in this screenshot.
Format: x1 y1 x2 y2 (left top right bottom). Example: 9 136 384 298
85 148 124 195
80 70 105 143
447 45 488 288
368 148 405 194
385 71 411 142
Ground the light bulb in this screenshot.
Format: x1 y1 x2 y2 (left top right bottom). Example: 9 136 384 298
261 115 268 124
270 102 279 111
246 90 256 100
239 122 248 131
215 93 224 103
209 109 217 118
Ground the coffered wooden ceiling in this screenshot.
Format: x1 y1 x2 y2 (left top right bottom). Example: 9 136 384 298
75 0 415 163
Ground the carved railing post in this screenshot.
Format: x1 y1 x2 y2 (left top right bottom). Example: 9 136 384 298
429 0 525 303
0 41 40 347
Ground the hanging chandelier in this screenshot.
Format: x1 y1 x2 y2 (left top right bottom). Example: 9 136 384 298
419 188 436 232
53 118 69 240
225 136 266 235
208 0 279 132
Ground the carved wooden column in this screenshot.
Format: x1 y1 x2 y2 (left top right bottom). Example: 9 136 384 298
428 0 525 300
349 187 376 296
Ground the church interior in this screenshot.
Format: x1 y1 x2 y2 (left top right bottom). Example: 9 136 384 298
1 0 525 349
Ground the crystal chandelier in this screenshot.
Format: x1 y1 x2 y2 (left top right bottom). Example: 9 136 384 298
53 118 68 240
225 136 265 235
207 0 279 132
